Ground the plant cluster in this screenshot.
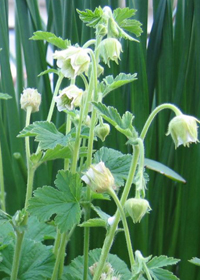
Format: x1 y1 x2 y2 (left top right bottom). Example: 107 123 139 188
0 6 199 280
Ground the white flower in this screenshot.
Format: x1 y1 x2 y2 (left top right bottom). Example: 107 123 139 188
99 38 122 67
81 161 115 193
166 114 200 148
20 88 41 113
53 46 90 79
54 85 83 111
107 216 115 226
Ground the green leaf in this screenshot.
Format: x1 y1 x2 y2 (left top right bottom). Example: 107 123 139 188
41 145 71 162
30 31 71 49
25 216 56 241
38 68 59 77
113 8 143 37
18 121 71 150
0 93 12 100
79 218 106 228
101 73 137 97
144 159 186 183
93 147 132 187
147 255 180 269
28 170 82 232
149 267 179 280
92 102 138 138
0 238 55 280
189 257 200 266
91 205 110 222
63 248 132 280
76 7 103 27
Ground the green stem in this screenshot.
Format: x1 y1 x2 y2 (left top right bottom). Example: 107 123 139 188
108 188 135 268
143 263 153 280
83 51 98 280
25 106 32 163
24 167 35 209
46 73 64 122
0 140 6 211
93 144 140 280
82 39 96 48
10 231 24 280
53 229 62 255
140 103 182 140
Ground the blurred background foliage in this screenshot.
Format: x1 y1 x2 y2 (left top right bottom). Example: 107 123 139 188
0 0 200 279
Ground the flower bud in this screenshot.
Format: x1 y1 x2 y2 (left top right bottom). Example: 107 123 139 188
94 123 110 141
96 24 108 37
124 198 151 223
81 161 115 193
53 46 90 79
99 38 122 67
20 88 41 113
166 114 200 148
54 85 83 111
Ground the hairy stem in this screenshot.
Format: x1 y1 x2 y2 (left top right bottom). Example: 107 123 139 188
93 144 140 280
0 139 6 211
10 231 24 280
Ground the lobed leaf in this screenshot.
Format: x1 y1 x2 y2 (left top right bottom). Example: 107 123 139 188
76 7 103 27
0 93 12 100
28 170 82 232
92 102 137 138
93 147 132 187
188 257 200 266
147 255 180 269
30 31 70 49
101 73 137 97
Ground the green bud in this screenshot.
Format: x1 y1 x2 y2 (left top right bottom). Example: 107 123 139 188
124 198 151 223
12 209 28 232
96 23 108 37
94 123 110 141
166 114 200 148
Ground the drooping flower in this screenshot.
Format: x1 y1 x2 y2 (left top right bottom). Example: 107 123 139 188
54 85 83 111
81 161 115 193
53 46 90 79
99 38 122 67
124 198 151 223
94 122 110 141
20 88 41 113
166 114 200 148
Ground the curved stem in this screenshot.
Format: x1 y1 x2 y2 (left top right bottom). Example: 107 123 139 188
108 188 135 268
0 140 6 211
140 103 182 140
82 39 96 48
10 231 24 280
93 144 140 280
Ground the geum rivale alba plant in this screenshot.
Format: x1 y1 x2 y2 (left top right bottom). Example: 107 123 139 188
0 6 199 280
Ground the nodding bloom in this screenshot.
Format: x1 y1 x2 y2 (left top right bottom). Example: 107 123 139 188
99 38 122 67
20 88 41 113
166 114 200 148
94 122 110 142
53 46 90 79
81 161 115 193
124 198 151 223
54 85 83 111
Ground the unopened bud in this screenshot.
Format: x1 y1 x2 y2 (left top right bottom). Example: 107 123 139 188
20 88 41 113
124 198 151 223
95 123 110 141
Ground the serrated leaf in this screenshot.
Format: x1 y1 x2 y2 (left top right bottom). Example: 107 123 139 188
25 216 56 241
144 159 186 183
101 73 137 97
93 147 132 187
92 102 137 138
91 205 110 222
79 218 106 228
113 8 143 38
30 31 70 49
77 7 103 27
63 248 131 280
0 237 55 280
41 145 71 162
189 257 200 266
147 256 180 269
28 170 82 232
0 93 12 100
149 267 179 280
18 121 70 150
